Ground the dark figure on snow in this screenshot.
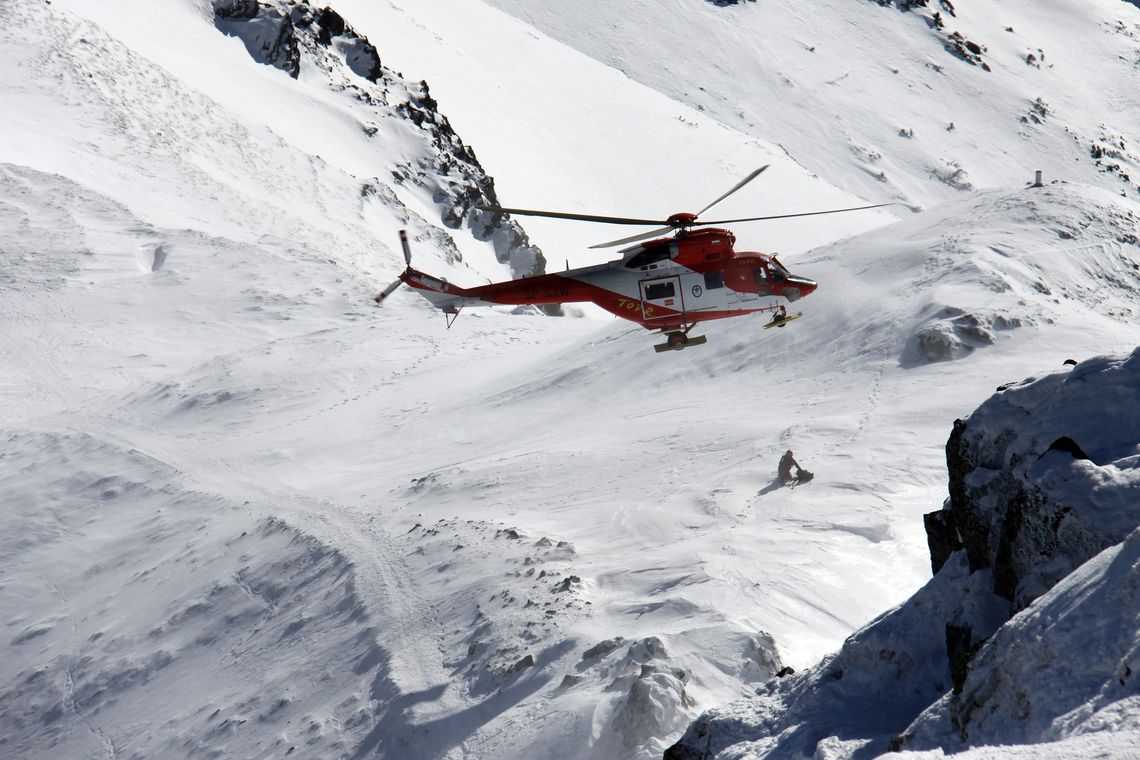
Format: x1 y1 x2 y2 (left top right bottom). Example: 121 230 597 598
778 449 800 485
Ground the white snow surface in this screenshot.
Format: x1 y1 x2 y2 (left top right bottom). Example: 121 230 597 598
1 0 1138 759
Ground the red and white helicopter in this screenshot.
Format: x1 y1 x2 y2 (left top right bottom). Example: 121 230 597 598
376 166 887 352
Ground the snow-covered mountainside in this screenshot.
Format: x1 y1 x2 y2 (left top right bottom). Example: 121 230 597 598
429 0 1140 210
2 0 1138 759
665 350 1140 759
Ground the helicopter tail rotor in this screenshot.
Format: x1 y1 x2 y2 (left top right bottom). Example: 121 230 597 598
374 230 414 304
374 276 404 304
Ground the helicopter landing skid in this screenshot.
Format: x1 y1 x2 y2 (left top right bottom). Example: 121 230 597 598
653 330 708 353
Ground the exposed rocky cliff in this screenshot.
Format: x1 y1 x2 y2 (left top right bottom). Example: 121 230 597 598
212 0 551 289
665 349 1140 759
930 350 1140 614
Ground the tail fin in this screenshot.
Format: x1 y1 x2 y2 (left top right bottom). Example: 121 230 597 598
377 230 494 320
402 268 479 312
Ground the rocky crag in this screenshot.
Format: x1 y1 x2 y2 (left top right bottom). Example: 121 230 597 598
665 349 1140 759
212 0 553 292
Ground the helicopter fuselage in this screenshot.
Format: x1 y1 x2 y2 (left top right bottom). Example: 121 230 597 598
399 227 817 333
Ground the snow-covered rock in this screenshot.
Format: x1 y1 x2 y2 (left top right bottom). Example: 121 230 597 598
665 351 1140 759
898 526 1140 751
938 350 1140 612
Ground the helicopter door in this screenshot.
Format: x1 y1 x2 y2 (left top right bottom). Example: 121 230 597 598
639 276 683 321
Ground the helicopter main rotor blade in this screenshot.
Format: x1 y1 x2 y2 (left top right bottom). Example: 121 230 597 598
588 225 675 249
482 205 666 227
695 165 770 217
696 202 894 226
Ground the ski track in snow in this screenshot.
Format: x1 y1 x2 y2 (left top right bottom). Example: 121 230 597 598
48 577 119 760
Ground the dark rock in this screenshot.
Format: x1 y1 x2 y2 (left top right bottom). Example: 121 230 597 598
945 623 974 693
553 575 581 593
314 7 345 43
213 0 259 20
342 38 382 82
1043 436 1089 461
992 485 1028 601
945 417 991 575
924 509 962 574
582 637 625 661
776 665 796 678
664 717 720 760
214 3 300 79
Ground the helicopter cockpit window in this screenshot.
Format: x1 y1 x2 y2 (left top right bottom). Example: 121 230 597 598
644 281 675 300
753 268 768 287
704 271 724 290
624 249 672 269
769 257 791 279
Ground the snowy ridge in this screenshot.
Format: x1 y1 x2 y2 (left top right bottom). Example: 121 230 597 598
471 0 1140 209
796 183 1140 368
0 430 387 758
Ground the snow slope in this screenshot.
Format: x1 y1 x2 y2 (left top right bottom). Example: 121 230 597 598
2 0 1139 758
460 0 1140 210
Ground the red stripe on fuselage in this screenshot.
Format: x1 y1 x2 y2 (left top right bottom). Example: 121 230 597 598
402 268 767 331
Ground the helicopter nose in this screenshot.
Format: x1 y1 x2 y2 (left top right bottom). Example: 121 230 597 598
782 277 817 302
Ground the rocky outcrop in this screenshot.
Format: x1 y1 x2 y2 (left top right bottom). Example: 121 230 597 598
935 350 1140 612
866 0 991 72
899 526 1140 750
214 0 300 78
665 350 1140 758
211 0 552 292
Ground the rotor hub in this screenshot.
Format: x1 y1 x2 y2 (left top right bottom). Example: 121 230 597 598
666 212 698 228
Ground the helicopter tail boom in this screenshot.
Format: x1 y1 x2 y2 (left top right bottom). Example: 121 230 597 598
400 268 493 312
402 267 604 311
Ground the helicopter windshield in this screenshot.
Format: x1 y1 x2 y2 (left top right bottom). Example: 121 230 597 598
769 256 791 278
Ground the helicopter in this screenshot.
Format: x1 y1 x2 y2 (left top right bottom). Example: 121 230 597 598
375 166 889 352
